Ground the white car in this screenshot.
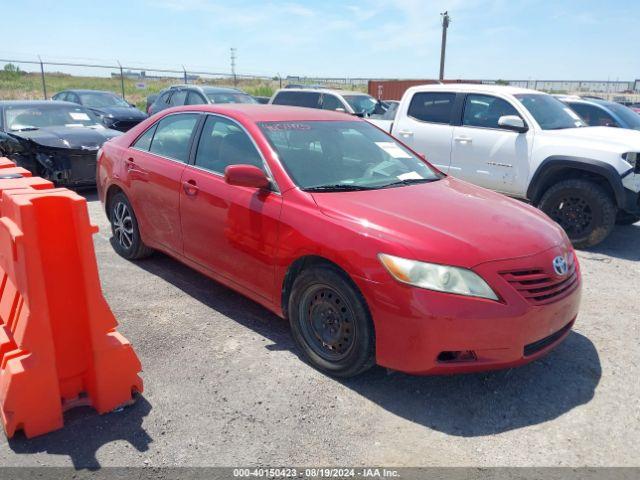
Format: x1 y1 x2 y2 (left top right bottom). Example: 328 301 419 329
370 84 640 248
269 88 387 117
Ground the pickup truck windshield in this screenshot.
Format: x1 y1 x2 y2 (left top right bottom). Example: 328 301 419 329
515 94 586 130
259 120 441 191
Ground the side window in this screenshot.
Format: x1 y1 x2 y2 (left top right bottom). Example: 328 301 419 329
321 94 344 111
407 92 456 124
194 115 263 174
53 93 66 101
272 91 320 108
462 94 520 129
148 113 200 162
133 124 157 151
569 103 618 127
185 91 206 105
159 91 172 105
170 89 188 106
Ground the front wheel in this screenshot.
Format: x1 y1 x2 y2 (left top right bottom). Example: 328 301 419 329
288 266 375 378
537 179 616 249
109 191 153 260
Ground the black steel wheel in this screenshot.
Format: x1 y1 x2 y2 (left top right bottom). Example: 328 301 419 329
538 178 616 249
109 191 153 260
289 265 375 377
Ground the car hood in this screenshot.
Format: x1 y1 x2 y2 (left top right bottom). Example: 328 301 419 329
311 177 566 269
545 126 640 151
10 126 121 149
88 106 147 120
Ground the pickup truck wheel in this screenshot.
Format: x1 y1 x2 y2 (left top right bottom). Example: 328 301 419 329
288 266 375 378
538 179 616 249
615 211 640 225
109 191 153 260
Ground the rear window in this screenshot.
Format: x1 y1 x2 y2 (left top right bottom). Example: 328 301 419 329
407 92 456 124
272 91 321 109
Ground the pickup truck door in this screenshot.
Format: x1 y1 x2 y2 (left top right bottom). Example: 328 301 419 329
449 93 532 195
392 91 456 172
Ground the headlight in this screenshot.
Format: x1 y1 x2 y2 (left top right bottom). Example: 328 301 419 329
378 253 499 301
622 152 638 168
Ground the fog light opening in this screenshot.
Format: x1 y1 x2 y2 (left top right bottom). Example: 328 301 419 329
437 350 478 363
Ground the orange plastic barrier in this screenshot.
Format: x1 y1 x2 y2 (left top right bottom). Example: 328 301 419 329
0 158 142 438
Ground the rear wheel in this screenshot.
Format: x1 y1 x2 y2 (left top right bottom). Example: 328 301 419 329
109 191 153 260
537 179 616 249
288 266 375 378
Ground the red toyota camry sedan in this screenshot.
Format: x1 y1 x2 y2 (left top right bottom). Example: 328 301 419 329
97 104 581 377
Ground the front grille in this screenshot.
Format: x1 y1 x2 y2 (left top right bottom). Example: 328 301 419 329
500 255 579 306
524 321 573 356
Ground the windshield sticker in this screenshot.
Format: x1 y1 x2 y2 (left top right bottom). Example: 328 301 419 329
69 112 91 121
398 171 424 181
263 123 311 131
375 142 412 159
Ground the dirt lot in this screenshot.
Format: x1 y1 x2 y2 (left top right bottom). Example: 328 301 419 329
0 193 638 469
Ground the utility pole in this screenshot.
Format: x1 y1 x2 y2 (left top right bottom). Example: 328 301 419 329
230 48 237 86
439 11 451 81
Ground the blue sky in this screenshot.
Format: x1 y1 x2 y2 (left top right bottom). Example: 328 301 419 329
2 0 638 80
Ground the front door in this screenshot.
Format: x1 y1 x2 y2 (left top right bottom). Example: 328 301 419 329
450 93 533 195
180 114 283 301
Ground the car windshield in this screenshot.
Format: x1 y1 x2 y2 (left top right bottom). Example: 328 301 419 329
5 105 102 131
343 95 378 115
259 120 442 191
515 93 586 130
78 92 130 108
206 92 258 104
607 103 640 130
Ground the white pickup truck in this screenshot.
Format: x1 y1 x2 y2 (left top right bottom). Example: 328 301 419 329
369 84 640 248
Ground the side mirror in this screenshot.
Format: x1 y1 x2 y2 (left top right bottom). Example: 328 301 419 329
498 115 528 133
224 164 270 190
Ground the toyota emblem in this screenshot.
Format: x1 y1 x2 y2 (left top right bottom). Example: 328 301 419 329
552 255 569 276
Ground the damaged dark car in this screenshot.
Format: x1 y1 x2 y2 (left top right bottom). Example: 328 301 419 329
0 101 121 187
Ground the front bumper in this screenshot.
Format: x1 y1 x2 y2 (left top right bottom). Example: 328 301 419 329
354 246 582 375
621 171 640 214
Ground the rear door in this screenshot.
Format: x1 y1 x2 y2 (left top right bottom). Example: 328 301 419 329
126 112 201 254
450 93 532 194
392 91 456 171
180 114 283 301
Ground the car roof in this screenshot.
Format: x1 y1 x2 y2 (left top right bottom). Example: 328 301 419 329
60 89 116 94
164 104 362 122
164 84 243 94
563 98 617 108
0 100 82 107
274 88 371 96
406 83 541 95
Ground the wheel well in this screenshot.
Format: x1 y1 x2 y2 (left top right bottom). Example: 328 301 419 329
104 184 124 219
281 255 351 319
532 167 617 206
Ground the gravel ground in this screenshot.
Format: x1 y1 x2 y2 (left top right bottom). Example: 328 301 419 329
0 193 638 469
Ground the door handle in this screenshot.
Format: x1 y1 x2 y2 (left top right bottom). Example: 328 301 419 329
125 157 136 170
454 136 473 144
183 179 199 196
397 130 414 137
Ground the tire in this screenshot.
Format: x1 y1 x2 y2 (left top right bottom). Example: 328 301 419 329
537 179 616 249
616 211 640 226
288 265 375 378
109 191 153 260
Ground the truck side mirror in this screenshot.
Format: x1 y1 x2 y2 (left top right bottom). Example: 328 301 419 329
498 115 528 133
